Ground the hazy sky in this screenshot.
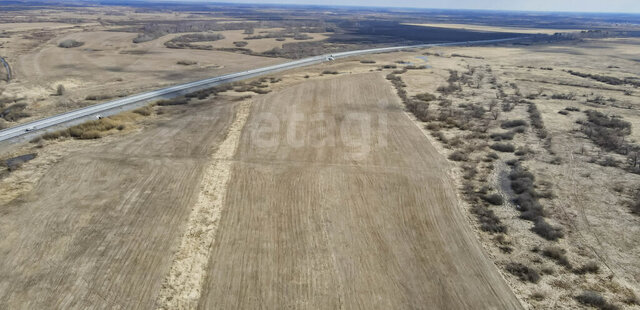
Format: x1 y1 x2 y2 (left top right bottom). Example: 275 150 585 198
203 0 640 13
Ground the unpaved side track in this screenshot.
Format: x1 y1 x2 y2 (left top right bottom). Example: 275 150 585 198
156 101 251 309
197 73 522 309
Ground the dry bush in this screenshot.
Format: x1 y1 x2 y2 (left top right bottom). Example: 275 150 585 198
501 119 528 129
551 92 575 100
56 85 65 96
448 150 469 162
322 70 339 75
482 193 504 205
360 60 376 64
506 262 541 283
542 246 572 269
414 92 436 102
490 143 515 153
177 60 197 66
233 41 248 47
532 218 564 241
133 106 153 116
580 110 632 154
575 291 619 310
1 103 29 122
574 261 600 274
490 131 515 141
472 205 507 233
156 96 190 106
630 188 640 215
58 39 84 48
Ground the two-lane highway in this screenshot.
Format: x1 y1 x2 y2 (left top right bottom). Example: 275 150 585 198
0 37 523 143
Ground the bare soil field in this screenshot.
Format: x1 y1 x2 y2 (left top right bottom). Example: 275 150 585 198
197 73 521 309
0 97 240 309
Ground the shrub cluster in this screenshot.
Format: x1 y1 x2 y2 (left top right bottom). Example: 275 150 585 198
575 291 619 310
471 204 507 233
490 143 515 153
436 70 462 95
43 117 124 140
165 33 225 49
505 262 540 283
0 103 29 122
501 119 527 129
567 69 640 87
58 39 84 48
509 163 564 240
542 246 572 269
580 110 631 153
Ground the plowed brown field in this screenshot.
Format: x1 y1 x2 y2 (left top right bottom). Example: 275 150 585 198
0 73 521 309
198 73 521 309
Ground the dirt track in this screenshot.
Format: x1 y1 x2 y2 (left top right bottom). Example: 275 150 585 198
198 73 522 309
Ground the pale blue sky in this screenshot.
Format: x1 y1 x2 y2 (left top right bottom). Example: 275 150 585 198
199 0 640 13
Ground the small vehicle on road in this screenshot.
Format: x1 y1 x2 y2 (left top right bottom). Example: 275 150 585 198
24 126 36 132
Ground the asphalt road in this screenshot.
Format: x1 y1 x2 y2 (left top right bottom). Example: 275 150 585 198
0 37 521 143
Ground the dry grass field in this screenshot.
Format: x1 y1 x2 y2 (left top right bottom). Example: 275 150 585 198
343 38 640 309
404 23 583 34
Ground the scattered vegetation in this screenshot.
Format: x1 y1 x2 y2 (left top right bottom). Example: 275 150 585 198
506 262 540 283
490 143 515 152
567 70 640 87
58 39 84 48
321 70 339 75
542 246 572 269
43 117 123 140
574 261 600 274
509 163 564 240
575 291 619 310
233 41 248 47
177 60 197 66
165 33 225 49
580 110 631 153
0 103 29 122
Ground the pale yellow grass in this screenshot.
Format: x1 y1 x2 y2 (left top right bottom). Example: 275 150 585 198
404 23 583 34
